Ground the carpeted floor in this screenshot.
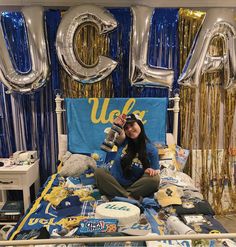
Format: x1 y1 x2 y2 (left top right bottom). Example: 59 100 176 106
215 214 236 233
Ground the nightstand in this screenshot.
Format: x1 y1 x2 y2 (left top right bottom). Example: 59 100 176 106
0 159 40 213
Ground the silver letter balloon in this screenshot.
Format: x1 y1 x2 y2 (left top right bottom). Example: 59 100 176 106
56 5 118 84
178 8 236 90
129 5 174 88
0 6 50 93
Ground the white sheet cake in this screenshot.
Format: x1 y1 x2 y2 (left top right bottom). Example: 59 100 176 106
95 201 140 226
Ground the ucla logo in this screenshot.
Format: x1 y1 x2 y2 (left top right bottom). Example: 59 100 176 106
105 203 130 211
88 98 147 124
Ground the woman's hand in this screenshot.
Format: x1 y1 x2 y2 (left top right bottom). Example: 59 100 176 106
113 114 126 127
113 115 126 145
145 168 160 176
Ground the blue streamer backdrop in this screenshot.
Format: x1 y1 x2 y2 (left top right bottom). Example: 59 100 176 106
0 7 179 185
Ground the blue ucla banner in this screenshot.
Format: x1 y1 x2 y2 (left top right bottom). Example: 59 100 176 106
66 98 168 159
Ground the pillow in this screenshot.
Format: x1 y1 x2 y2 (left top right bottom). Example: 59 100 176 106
166 133 176 145
158 144 190 172
159 159 177 171
159 144 176 159
158 144 177 171
59 151 96 177
160 168 197 190
58 134 68 160
175 145 190 171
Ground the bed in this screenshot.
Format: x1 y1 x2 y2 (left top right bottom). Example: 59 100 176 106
3 94 236 247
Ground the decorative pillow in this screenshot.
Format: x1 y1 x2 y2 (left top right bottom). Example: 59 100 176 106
175 145 190 171
158 144 177 171
159 159 177 171
160 168 197 190
159 144 176 159
157 144 190 172
59 151 96 177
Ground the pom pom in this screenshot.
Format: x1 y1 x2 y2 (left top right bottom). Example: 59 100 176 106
91 153 100 161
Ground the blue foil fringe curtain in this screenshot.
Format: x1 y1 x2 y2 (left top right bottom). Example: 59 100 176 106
0 7 179 184
109 8 179 134
0 10 61 184
108 8 132 97
109 8 179 98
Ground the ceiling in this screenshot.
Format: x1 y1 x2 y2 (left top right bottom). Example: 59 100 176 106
0 0 236 8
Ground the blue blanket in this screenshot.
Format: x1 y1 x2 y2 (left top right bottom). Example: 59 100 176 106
66 97 168 159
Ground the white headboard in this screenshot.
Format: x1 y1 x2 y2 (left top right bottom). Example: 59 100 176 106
57 132 176 160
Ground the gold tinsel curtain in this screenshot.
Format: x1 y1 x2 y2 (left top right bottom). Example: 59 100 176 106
179 8 236 214
179 9 205 171
60 23 114 98
59 8 236 214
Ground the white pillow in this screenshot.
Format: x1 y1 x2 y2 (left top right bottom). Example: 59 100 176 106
59 151 96 177
166 133 175 145
58 134 68 160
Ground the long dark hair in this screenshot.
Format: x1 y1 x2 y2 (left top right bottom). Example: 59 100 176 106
121 119 150 178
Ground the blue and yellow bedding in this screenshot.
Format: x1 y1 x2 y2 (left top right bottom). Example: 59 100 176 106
8 164 232 247
8 169 105 240
7 97 233 246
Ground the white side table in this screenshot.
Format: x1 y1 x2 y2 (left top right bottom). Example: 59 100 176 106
0 159 40 213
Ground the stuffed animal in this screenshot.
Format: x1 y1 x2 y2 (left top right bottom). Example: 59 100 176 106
59 151 96 177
